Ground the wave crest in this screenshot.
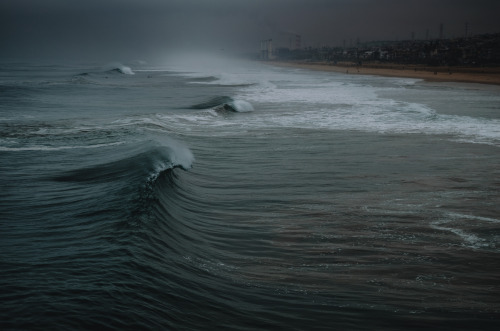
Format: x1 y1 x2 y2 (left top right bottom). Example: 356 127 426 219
53 139 194 184
226 99 254 112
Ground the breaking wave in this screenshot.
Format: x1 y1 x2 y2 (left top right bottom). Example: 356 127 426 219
189 96 253 113
73 63 136 79
53 144 193 184
104 63 135 75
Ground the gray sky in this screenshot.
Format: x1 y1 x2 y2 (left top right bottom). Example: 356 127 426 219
1 0 500 60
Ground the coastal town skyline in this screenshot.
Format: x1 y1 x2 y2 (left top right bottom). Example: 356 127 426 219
2 0 500 60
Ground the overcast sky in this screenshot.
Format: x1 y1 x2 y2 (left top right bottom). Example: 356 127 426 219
1 0 500 60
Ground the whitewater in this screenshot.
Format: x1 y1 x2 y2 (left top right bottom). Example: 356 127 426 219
1 57 499 330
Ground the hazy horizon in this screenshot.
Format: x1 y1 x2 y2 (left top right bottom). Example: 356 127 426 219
2 0 500 61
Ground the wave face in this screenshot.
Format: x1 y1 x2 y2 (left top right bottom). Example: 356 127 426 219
1 59 500 330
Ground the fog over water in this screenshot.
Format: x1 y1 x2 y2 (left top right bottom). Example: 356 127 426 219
2 0 500 60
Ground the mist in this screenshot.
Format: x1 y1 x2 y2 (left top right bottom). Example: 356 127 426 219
1 0 499 61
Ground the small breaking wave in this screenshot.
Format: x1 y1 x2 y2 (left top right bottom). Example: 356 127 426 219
74 63 135 79
104 63 135 75
189 96 254 113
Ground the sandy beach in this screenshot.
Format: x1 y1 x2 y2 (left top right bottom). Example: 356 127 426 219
270 61 500 86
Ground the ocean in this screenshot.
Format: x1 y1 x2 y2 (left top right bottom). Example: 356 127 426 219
1 56 499 330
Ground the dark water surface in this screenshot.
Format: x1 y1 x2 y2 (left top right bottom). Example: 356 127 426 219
1 59 499 330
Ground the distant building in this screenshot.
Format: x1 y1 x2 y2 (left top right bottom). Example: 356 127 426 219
268 33 500 66
260 39 275 60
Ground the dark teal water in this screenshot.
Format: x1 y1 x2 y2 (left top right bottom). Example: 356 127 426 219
1 58 499 330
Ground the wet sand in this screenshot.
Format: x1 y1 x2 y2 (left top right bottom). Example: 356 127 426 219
270 61 500 86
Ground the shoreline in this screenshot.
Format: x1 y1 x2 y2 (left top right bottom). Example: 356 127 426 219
268 61 500 86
